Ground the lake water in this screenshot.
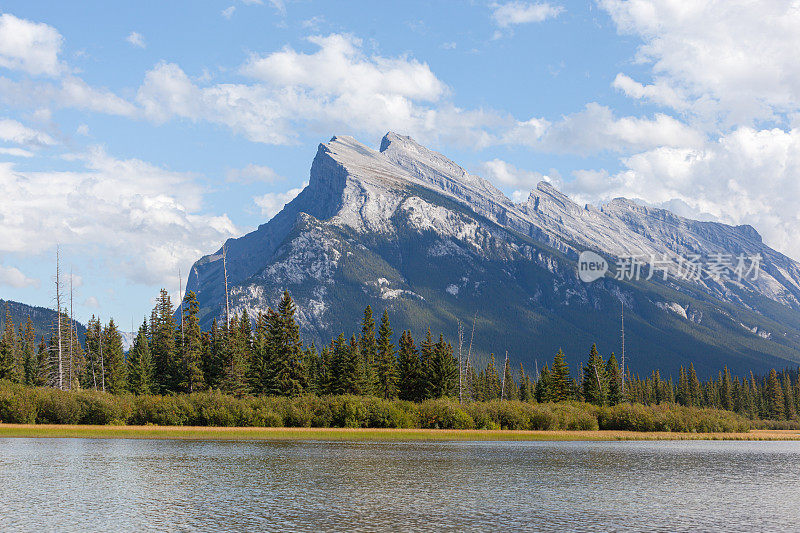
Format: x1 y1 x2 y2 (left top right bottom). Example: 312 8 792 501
1 438 799 532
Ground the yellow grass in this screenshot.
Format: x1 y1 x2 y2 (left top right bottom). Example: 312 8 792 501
0 424 799 441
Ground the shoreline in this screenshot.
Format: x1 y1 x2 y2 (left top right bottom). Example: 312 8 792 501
0 424 799 441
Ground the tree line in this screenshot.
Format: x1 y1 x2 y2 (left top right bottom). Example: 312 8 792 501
1 292 800 421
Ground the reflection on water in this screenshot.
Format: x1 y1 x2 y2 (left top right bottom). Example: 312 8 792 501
1 438 799 532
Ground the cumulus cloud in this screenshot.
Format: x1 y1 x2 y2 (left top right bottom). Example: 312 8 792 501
601 0 800 125
225 164 282 184
126 31 145 49
0 14 134 118
566 127 800 261
135 34 511 148
503 103 705 155
0 264 38 288
0 118 56 146
491 2 563 27
0 13 63 76
479 159 548 189
253 183 306 220
0 150 238 285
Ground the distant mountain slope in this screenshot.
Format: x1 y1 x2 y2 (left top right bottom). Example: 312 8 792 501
0 299 86 345
185 133 800 378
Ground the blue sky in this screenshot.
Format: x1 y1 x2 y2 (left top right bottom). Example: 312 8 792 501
1 0 800 328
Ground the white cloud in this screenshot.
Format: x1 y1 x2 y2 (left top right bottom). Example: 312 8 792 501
480 159 548 189
491 2 563 28
0 149 238 285
253 183 305 220
83 296 99 308
241 33 447 101
0 75 136 116
221 6 236 19
136 34 506 147
503 103 704 155
567 127 800 261
601 0 800 125
0 13 63 76
0 264 38 288
0 147 33 157
126 31 145 49
0 118 56 146
76 123 89 136
225 164 282 184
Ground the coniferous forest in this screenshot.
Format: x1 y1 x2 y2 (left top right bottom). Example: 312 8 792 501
0 289 798 430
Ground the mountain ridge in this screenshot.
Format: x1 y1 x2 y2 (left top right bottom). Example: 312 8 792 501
185 132 800 378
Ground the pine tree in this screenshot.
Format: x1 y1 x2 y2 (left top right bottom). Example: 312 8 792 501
426 335 458 398
21 317 36 386
419 329 435 399
150 289 177 393
262 292 306 396
688 363 701 407
0 303 18 381
127 321 154 394
178 291 205 392
397 331 422 401
483 354 501 400
782 372 795 420
581 344 607 406
221 314 249 396
550 349 572 402
359 306 378 395
102 319 127 394
605 352 622 405
766 369 785 420
720 366 733 411
501 355 517 400
375 310 398 398
535 364 552 403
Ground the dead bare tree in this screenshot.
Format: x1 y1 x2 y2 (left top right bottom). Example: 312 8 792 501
457 321 464 404
69 268 74 390
222 243 230 330
54 245 63 391
179 267 184 349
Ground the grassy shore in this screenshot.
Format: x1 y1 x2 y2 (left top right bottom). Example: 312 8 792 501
1 424 799 441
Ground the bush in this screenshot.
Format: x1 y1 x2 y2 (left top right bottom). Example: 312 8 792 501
0 381 754 433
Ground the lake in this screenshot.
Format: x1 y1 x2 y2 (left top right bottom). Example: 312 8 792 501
1 438 799 531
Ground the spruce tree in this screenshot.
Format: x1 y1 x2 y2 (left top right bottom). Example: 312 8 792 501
605 352 622 405
375 310 398 399
581 344 607 406
397 331 421 401
426 335 458 398
102 319 127 394
178 291 205 393
501 356 517 400
127 321 154 394
688 363 701 407
766 369 785 420
359 306 378 395
550 349 572 402
150 289 177 393
483 354 501 400
0 303 18 381
21 317 36 386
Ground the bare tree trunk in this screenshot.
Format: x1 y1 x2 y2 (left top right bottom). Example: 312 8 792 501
99 323 105 393
55 246 63 391
501 351 508 401
620 302 625 397
222 243 230 330
179 268 184 349
69 268 73 390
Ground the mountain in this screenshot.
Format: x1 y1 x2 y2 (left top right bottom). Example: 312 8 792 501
186 132 800 378
0 299 87 345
